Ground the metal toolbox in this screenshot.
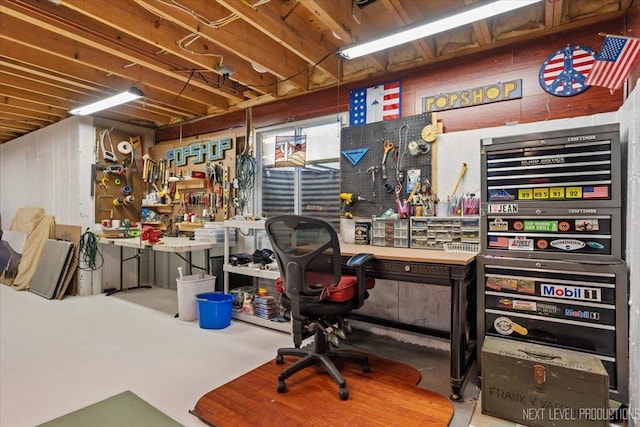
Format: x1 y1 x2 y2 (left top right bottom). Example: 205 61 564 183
477 256 628 402
482 336 609 427
480 123 622 262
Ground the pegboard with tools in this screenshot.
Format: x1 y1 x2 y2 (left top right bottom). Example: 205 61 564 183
151 130 242 233
93 127 144 225
340 113 435 218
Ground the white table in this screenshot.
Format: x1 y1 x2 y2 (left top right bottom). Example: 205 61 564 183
98 236 225 295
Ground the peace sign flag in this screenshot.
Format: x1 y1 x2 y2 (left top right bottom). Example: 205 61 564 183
585 35 640 92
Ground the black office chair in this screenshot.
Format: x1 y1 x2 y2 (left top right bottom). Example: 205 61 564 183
265 215 375 400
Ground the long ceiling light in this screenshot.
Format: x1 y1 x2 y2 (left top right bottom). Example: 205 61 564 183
69 87 144 115
338 0 542 59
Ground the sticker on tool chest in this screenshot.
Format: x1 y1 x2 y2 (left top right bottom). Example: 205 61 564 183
490 217 606 233
484 275 615 304
488 294 615 325
487 235 611 255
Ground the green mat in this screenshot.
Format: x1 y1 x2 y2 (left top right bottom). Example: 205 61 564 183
37 391 183 427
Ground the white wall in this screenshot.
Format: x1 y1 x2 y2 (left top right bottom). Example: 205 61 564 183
618 82 639 425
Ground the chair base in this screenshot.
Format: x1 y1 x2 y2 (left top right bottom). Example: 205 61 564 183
275 329 371 400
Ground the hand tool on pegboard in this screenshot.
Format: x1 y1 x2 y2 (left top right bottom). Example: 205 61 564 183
223 166 230 220
99 128 118 163
366 166 379 198
380 139 394 180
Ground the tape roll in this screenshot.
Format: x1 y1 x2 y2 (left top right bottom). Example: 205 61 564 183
124 195 135 205
264 262 279 271
117 141 133 154
121 186 132 195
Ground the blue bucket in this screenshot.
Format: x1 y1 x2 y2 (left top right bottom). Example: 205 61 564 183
196 292 234 329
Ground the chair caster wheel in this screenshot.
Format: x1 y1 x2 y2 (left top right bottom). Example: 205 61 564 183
277 381 287 393
329 334 340 347
344 323 353 334
338 387 349 400
335 328 346 340
362 364 371 373
276 355 284 364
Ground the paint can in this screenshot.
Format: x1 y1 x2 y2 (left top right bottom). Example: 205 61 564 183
354 219 371 245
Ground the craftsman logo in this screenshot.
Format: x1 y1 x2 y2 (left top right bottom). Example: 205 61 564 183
550 239 585 251
488 204 518 214
541 285 602 301
568 209 597 214
567 135 597 142
565 308 600 320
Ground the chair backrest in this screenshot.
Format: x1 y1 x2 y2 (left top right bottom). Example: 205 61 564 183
265 215 341 299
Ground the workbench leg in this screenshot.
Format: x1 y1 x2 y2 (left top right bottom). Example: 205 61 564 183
106 247 151 296
449 277 465 402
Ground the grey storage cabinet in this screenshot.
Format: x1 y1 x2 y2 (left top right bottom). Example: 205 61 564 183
477 123 628 404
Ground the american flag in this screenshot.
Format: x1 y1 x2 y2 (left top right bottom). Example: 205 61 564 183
489 236 509 248
583 186 609 199
585 35 640 91
350 81 401 126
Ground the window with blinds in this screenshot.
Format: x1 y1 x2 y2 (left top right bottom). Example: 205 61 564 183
257 114 343 230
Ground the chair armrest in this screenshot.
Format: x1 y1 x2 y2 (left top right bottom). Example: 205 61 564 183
346 253 374 308
346 252 374 268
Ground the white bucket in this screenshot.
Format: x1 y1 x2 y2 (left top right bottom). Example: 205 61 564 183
176 274 217 321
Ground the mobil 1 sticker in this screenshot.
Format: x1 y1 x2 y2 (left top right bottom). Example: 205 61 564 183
540 283 602 301
489 296 614 325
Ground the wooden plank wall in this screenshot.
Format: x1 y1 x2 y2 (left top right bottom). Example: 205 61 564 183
156 15 634 142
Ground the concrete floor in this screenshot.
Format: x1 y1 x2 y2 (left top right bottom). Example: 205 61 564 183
0 284 497 426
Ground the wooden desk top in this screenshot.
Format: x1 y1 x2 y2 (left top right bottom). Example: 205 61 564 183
340 242 476 266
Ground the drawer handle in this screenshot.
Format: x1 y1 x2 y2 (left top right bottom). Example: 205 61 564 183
404 265 411 272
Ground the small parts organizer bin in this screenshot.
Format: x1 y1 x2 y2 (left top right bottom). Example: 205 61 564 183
371 218 409 247
410 216 480 250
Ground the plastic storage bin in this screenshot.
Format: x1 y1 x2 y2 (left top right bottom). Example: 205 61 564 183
176 274 217 321
196 292 234 329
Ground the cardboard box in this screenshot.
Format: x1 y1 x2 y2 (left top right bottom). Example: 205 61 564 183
481 336 609 427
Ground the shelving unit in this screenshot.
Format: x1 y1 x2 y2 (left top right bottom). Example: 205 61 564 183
409 216 479 249
371 218 409 247
223 219 290 333
140 204 173 230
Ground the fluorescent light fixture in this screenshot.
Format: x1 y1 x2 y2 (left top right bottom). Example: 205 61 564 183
338 0 542 59
69 87 144 115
